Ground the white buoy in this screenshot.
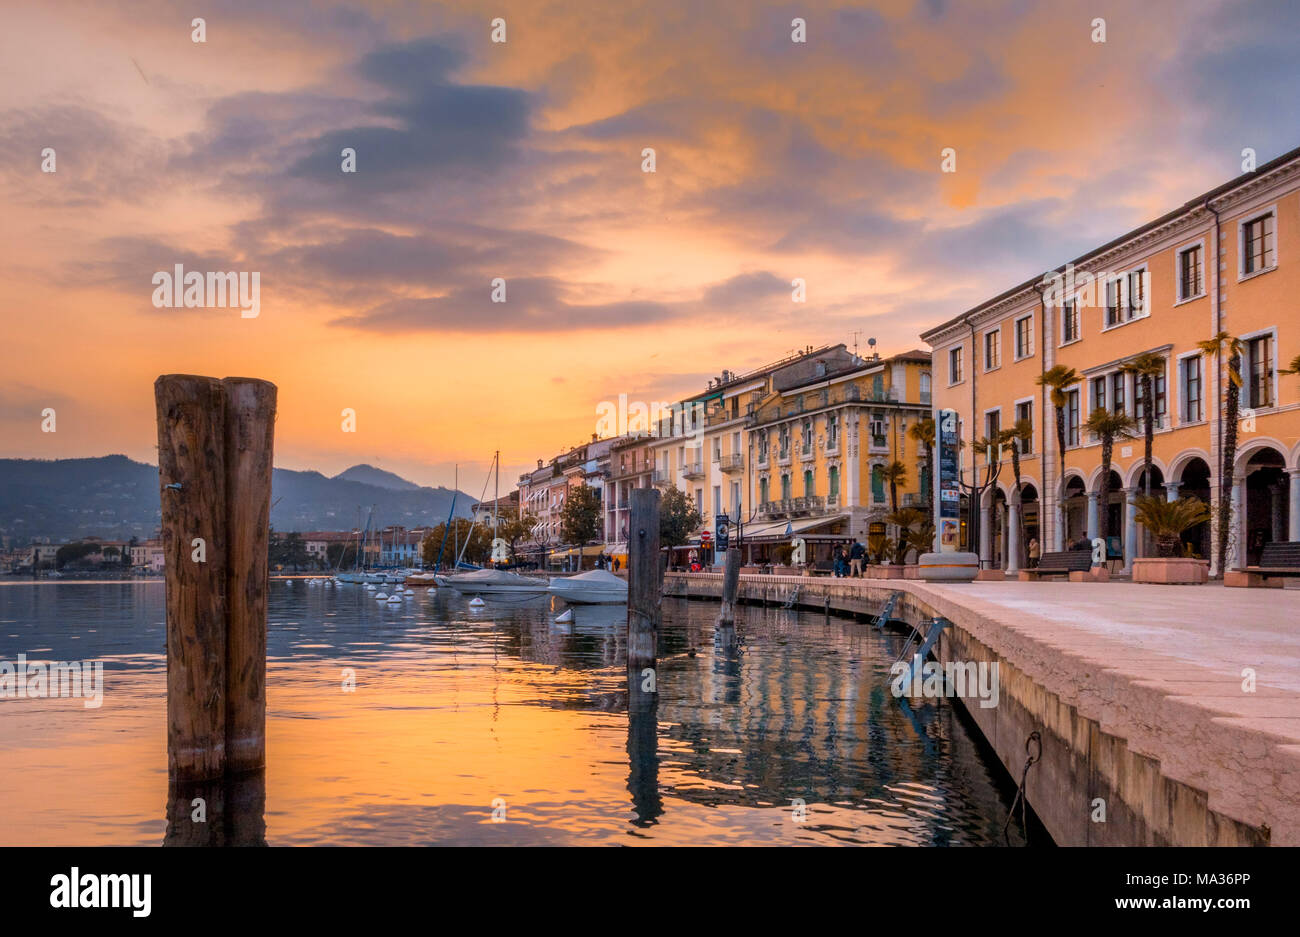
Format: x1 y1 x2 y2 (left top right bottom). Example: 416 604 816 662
554 609 574 623
386 595 402 604
404 589 414 596
469 597 486 608
365 584 376 591
375 592 388 600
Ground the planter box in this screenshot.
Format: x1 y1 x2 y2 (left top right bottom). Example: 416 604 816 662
974 569 1006 581
873 565 904 579
1132 557 1209 585
902 564 921 580
1069 566 1110 582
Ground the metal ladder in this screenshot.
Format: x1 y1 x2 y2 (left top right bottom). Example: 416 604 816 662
893 617 951 697
873 590 903 630
781 585 800 609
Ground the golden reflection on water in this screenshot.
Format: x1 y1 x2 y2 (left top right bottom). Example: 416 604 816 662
0 581 1027 846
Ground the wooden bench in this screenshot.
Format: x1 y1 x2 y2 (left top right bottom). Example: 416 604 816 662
1018 551 1102 581
1225 541 1300 588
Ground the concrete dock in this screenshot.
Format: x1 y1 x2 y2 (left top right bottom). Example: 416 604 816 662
665 572 1300 846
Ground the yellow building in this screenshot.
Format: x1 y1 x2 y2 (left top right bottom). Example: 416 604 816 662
650 343 933 565
922 145 1300 576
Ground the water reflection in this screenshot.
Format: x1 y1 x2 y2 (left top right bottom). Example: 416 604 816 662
0 581 1035 846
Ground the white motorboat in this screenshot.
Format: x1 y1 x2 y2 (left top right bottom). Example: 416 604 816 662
404 572 439 586
547 568 628 605
447 568 548 595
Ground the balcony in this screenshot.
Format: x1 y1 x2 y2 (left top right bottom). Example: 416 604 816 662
776 448 792 466
756 449 770 468
799 445 815 462
758 495 826 519
652 470 671 486
681 461 705 479
719 453 744 473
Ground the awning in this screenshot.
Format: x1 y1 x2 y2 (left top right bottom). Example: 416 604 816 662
738 514 851 543
550 544 607 559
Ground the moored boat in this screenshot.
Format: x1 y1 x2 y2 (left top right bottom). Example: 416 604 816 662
447 568 548 595
547 568 628 605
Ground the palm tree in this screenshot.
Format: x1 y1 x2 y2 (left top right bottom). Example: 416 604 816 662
1083 408 1137 562
1135 495 1211 558
1119 352 1166 496
1196 331 1244 575
999 420 1033 567
907 417 935 510
881 460 907 514
885 507 928 564
1280 354 1300 380
1036 365 1081 493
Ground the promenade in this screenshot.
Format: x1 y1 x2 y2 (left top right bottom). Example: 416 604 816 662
666 572 1300 845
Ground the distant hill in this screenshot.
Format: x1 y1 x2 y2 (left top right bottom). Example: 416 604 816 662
332 463 420 491
0 455 475 544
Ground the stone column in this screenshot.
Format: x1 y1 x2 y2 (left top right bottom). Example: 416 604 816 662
1123 488 1138 573
1290 470 1300 542
1271 481 1286 543
1054 499 1066 552
1229 480 1245 570
1007 496 1022 573
1086 491 1099 541
1164 481 1180 503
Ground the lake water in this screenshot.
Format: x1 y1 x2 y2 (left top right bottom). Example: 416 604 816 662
0 580 1036 846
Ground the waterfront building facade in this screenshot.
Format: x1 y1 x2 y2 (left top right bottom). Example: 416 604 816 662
648 343 933 565
922 146 1300 576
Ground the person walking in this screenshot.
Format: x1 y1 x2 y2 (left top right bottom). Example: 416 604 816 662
1027 538 1040 568
849 539 865 577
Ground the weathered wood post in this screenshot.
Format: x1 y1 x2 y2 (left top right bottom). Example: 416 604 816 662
715 546 741 627
156 374 275 784
156 376 229 782
223 378 276 775
626 487 661 670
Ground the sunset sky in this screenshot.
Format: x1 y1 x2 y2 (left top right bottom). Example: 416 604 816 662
2 0 1298 490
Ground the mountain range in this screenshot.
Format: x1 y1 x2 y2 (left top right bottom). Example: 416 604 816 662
0 456 475 544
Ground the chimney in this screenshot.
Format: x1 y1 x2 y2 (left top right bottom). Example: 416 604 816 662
537 459 543 469
591 432 597 442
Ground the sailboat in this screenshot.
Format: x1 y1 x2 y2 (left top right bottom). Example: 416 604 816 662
447 450 547 596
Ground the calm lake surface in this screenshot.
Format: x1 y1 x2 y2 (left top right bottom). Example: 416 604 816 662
0 580 1034 846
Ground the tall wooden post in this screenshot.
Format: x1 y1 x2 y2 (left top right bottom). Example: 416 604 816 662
715 546 741 627
223 378 276 774
627 488 661 669
156 375 229 782
156 374 275 784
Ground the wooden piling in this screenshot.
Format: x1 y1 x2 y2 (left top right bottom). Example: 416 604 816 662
716 545 741 628
626 488 661 669
156 374 276 784
155 375 229 782
222 378 276 775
